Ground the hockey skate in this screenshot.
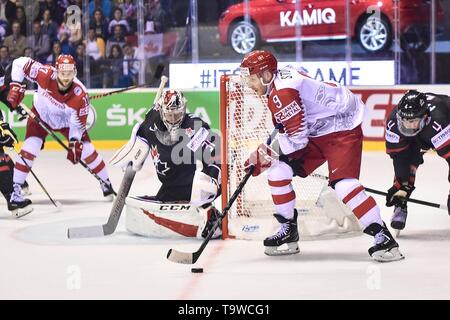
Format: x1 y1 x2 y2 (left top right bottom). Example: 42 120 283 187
101 180 115 201
8 183 33 218
201 205 222 239
391 203 407 237
264 209 299 256
363 223 404 262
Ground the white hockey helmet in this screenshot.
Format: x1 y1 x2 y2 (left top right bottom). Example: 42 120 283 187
158 89 187 131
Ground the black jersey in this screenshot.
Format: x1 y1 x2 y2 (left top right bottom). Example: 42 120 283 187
385 93 449 183
0 63 12 154
137 107 220 202
0 62 13 114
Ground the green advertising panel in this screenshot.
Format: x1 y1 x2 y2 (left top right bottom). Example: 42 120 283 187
0 90 221 144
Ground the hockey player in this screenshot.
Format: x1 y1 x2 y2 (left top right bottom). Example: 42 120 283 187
5 54 115 214
240 50 403 262
385 90 449 231
0 63 33 217
0 117 32 217
110 89 222 238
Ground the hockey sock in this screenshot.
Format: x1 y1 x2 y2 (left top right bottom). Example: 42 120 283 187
334 178 383 229
82 142 110 183
267 161 296 219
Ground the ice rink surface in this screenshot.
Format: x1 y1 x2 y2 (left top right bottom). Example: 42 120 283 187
0 150 448 300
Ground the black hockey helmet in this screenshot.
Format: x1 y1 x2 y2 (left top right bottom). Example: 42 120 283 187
397 90 428 119
396 90 429 136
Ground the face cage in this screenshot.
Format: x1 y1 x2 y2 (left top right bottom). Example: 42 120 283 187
160 107 185 131
396 113 427 137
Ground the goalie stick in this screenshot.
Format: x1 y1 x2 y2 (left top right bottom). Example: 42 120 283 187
67 162 135 238
166 126 281 264
309 172 448 211
67 75 169 239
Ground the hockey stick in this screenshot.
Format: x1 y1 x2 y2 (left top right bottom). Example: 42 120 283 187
310 173 448 211
67 162 135 238
11 148 61 209
88 64 165 100
17 103 117 196
67 76 169 238
167 127 280 264
88 83 150 100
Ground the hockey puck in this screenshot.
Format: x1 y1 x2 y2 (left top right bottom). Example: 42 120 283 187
191 268 203 273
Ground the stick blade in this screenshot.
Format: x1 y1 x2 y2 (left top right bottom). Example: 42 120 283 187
67 225 105 239
166 248 197 264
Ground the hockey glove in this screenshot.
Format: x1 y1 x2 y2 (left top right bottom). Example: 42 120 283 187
244 143 278 177
67 139 83 164
386 184 415 207
0 121 18 147
6 82 26 110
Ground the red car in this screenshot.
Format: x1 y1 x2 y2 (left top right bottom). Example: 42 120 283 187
219 0 444 54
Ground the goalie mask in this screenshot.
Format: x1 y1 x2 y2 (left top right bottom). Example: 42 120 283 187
158 90 187 132
55 54 77 91
396 90 429 137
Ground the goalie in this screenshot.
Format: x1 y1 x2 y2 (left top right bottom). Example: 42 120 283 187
110 89 222 239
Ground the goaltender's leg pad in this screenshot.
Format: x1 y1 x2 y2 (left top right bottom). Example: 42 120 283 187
125 196 206 238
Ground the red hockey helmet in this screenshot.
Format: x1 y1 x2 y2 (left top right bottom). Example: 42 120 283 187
240 50 277 77
55 54 77 89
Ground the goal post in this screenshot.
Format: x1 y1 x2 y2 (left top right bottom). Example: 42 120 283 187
220 74 362 240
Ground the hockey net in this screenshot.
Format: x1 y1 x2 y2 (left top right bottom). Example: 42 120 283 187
220 75 361 240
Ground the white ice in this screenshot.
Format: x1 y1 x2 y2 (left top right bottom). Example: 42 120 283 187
0 150 449 300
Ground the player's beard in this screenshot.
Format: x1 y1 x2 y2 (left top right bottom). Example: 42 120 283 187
57 77 73 92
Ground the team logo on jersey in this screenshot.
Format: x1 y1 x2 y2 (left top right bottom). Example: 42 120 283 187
432 121 443 132
150 145 170 175
385 130 400 144
274 100 302 123
148 123 158 132
29 62 43 79
185 127 194 138
74 87 82 96
431 124 450 149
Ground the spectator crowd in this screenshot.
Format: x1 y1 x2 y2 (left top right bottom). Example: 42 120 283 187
0 0 173 88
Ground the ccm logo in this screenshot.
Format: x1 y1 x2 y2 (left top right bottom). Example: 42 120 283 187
159 205 191 210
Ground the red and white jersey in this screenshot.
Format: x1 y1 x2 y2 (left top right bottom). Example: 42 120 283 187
268 65 365 155
11 57 90 140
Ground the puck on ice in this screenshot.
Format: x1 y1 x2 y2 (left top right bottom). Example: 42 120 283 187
191 268 203 273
